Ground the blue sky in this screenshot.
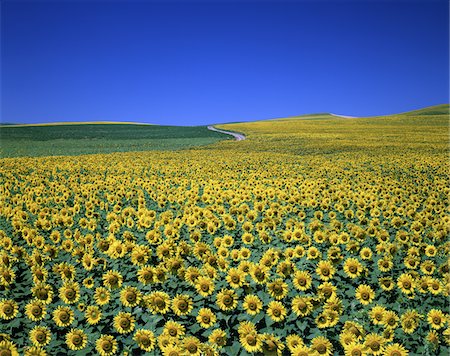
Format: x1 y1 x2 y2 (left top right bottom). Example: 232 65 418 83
1 0 448 125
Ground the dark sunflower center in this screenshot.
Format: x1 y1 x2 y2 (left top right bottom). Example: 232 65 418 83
169 329 177 337
349 266 357 273
36 332 46 342
37 289 48 299
187 344 197 353
247 335 256 346
317 345 326 353
0 350 11 356
201 284 209 292
66 290 75 299
231 276 239 283
102 341 113 351
178 301 187 310
352 350 361 356
126 293 136 303
120 319 130 328
248 302 256 310
155 298 165 308
299 278 306 286
32 306 42 316
370 341 380 351
3 305 13 315
273 308 281 317
433 317 441 324
223 295 232 305
322 269 329 276
60 312 69 321
72 335 82 345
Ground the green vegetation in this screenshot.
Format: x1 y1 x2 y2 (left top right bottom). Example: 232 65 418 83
0 124 230 158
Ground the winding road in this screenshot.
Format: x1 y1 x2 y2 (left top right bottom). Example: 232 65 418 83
207 125 246 141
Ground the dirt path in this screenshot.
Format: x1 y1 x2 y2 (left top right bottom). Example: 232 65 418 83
207 125 246 141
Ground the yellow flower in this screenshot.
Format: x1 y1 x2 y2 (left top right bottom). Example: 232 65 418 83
94 287 111 305
208 329 227 348
85 305 102 325
171 294 193 316
216 289 238 311
397 273 415 295
250 264 269 284
238 320 257 335
59 281 80 304
359 247 373 260
120 286 142 307
65 328 88 350
400 310 420 334
24 345 47 356
382 310 399 329
343 342 367 356
96 335 118 356
137 266 155 285
383 343 409 356
182 336 202 356
316 260 335 281
427 309 446 329
31 283 53 304
0 340 19 356
226 268 246 289
195 276 215 297
355 284 375 305
113 312 135 334
267 300 287 322
25 300 47 321
310 336 333 356
133 329 156 352
52 305 74 327
242 294 263 315
267 279 289 300
102 270 123 289
292 296 313 317
0 299 18 320
29 326 51 347
196 308 217 328
163 320 185 338
363 333 385 355
343 258 364 279
240 332 263 353
292 270 312 291
145 291 171 314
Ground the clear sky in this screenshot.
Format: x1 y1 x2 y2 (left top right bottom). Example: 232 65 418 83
1 0 448 125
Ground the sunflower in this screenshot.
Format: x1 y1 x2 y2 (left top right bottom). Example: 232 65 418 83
197 308 216 328
226 268 246 289
120 286 142 307
250 264 270 284
0 340 19 356
267 279 289 300
85 305 102 325
94 287 111 305
307 247 321 260
427 309 446 329
316 260 335 281
292 270 312 291
216 289 238 311
31 283 53 304
242 294 263 315
52 305 74 327
83 276 95 289
134 329 156 352
383 343 409 356
102 270 123 289
113 312 135 334
427 278 443 295
292 296 313 317
208 329 227 348
146 291 171 314
23 345 47 356
171 294 193 316
240 332 263 353
382 310 399 329
267 301 287 322
363 333 385 355
29 326 51 347
311 336 333 356
161 344 183 356
343 258 364 279
59 282 80 304
379 277 395 291
163 320 185 338
261 333 285 355
317 282 337 300
355 284 375 305
137 266 155 285
95 335 118 356
315 313 330 329
25 300 46 321
65 328 88 351
397 273 415 295
343 342 367 356
291 345 315 356
182 336 202 356
359 247 373 260
377 257 393 272
238 321 257 335
0 299 18 320
195 276 215 297
400 310 420 334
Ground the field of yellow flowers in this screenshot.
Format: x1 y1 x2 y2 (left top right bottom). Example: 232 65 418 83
0 106 449 355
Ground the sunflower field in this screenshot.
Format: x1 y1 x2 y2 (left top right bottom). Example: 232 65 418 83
0 108 449 355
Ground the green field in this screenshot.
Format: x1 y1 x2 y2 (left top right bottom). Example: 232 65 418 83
0 124 231 158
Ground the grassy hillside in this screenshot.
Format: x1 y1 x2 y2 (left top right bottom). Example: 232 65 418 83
212 105 449 156
0 123 230 158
